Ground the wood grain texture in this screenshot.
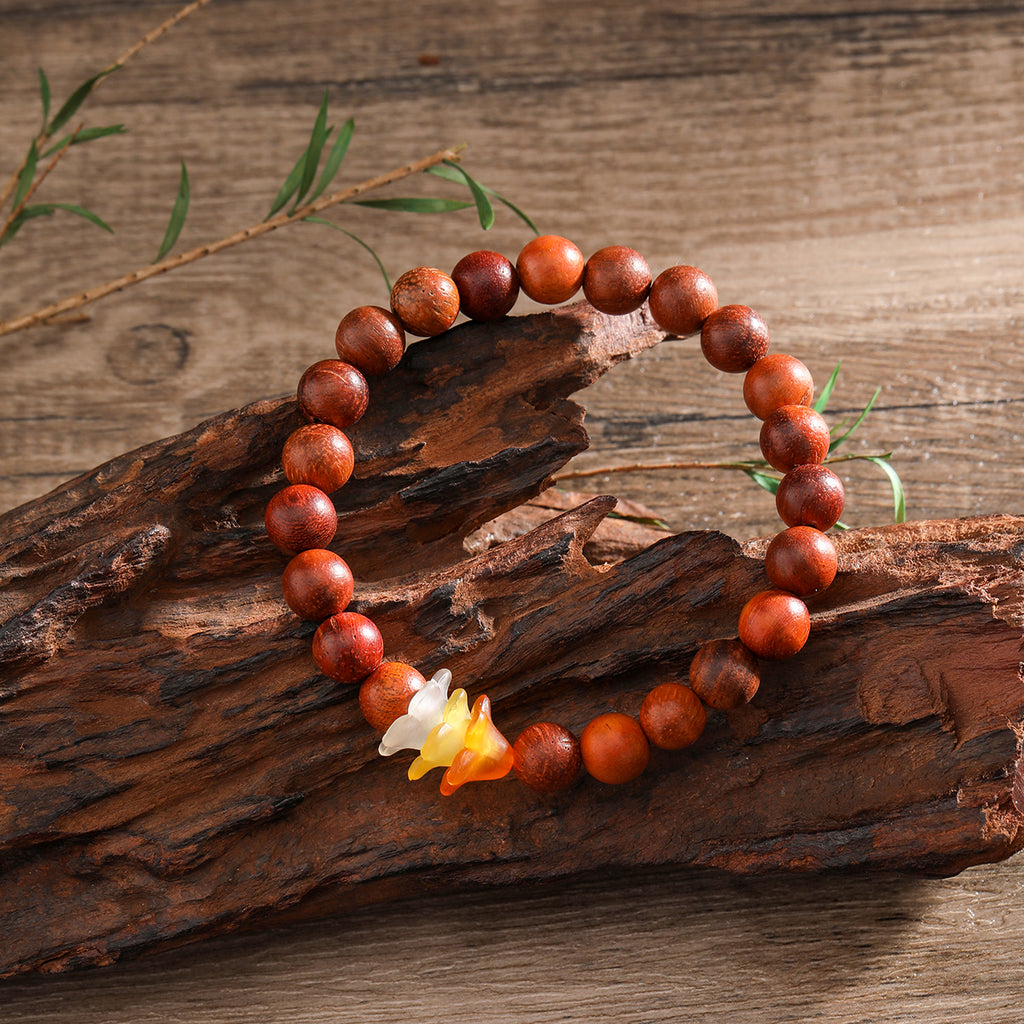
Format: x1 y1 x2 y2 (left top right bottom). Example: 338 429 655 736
2 0 1024 1019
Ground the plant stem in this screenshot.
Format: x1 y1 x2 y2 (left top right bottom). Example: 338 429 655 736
0 127 80 245
0 144 465 339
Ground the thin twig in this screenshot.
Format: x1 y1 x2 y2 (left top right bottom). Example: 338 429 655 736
0 126 80 244
0 144 466 339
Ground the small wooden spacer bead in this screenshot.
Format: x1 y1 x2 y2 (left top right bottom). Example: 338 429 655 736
264 484 337 556
281 548 354 621
451 250 520 321
516 235 585 304
743 353 814 420
759 404 831 473
512 722 583 794
639 682 707 750
282 423 354 493
334 305 406 376
775 464 845 530
390 266 460 337
359 662 427 732
700 304 770 373
647 265 718 337
582 245 652 315
738 590 811 660
297 359 369 430
579 712 650 785
312 611 384 685
688 639 760 710
764 526 838 596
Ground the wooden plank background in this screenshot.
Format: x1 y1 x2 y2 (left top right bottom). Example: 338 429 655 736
1 0 1022 1019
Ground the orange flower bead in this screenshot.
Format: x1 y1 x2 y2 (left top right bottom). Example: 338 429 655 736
580 712 650 785
640 682 707 750
516 235 585 304
440 694 514 795
738 590 810 660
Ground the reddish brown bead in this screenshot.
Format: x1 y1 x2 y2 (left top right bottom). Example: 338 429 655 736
580 712 650 785
390 266 460 337
582 245 652 315
451 250 520 321
297 360 369 430
759 404 831 472
776 464 845 530
516 235 585 304
359 661 427 732
281 548 354 621
765 526 838 596
282 423 354 493
738 590 811 660
688 639 760 710
639 682 706 750
700 305 770 373
647 265 718 337
312 611 384 685
264 484 337 556
743 353 814 420
334 305 406 376
512 722 582 794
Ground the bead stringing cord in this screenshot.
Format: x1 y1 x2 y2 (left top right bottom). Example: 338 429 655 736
264 236 845 795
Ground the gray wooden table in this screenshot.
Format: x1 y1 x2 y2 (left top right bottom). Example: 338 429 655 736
1 1 1022 1020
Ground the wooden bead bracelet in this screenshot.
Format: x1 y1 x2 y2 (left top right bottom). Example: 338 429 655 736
264 235 845 796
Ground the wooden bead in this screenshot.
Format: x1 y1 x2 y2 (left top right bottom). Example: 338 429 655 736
759 404 831 472
281 548 354 621
312 611 384 685
451 250 520 321
297 359 369 430
582 245 651 315
743 353 814 420
264 484 337 555
334 305 405 376
776 464 845 530
579 712 650 785
516 235 585 304
512 722 582 793
639 682 706 750
390 266 460 336
700 305 770 373
647 265 718 337
738 590 810 660
765 526 838 596
282 423 354 493
359 662 427 732
688 639 760 710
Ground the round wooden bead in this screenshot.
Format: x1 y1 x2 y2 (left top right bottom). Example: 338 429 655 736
282 423 354 493
451 250 520 321
738 590 811 660
647 265 718 337
312 611 384 685
639 682 707 750
512 722 582 793
688 639 760 710
281 548 354 621
759 404 831 472
743 353 814 420
264 484 337 555
579 712 650 785
765 526 838 596
297 360 369 430
776 464 845 530
700 305 770 373
359 661 427 732
516 235 585 304
582 245 652 315
334 305 406 376
390 266 460 336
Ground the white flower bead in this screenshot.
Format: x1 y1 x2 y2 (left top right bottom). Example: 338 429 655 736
378 668 452 756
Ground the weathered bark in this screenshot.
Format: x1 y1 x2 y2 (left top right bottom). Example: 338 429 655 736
1 303 1022 977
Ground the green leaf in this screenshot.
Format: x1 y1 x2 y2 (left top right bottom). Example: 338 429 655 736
267 149 307 219
42 124 127 156
154 160 190 262
23 202 113 233
304 216 392 292
291 91 330 211
743 467 781 495
866 454 906 523
828 386 881 453
0 201 54 246
47 70 108 135
427 163 539 235
436 159 494 230
353 197 474 214
38 68 51 127
12 142 39 211
308 118 354 203
813 362 841 413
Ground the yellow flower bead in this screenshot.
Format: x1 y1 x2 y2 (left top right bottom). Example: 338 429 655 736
408 688 471 780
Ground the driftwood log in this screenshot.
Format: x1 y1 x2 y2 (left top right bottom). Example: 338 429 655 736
1 303 1022 978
